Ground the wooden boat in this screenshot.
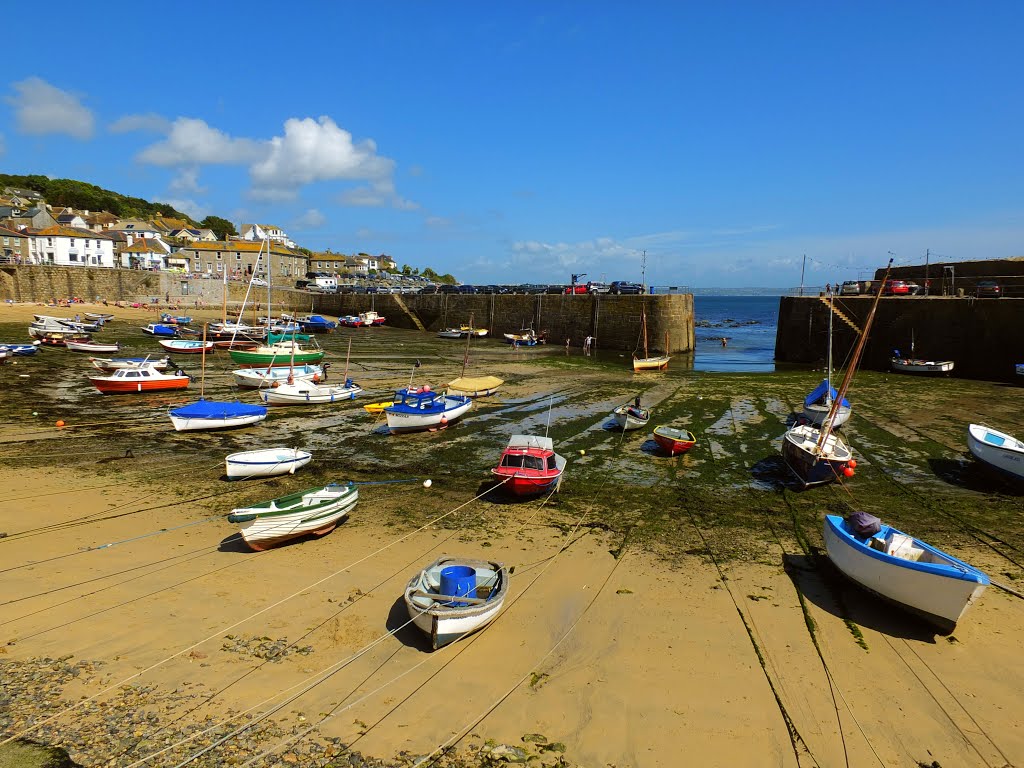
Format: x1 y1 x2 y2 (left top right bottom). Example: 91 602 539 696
491 434 566 497
966 423 1024 481
232 364 324 389
33 331 92 346
460 325 487 337
384 386 472 433
159 339 215 354
612 402 651 431
88 364 190 394
446 314 503 397
84 312 115 322
89 355 170 371
159 313 194 325
0 343 38 357
227 481 358 551
782 260 890 488
823 513 989 634
297 314 337 333
803 298 852 427
339 315 363 328
65 339 120 353
652 426 697 456
225 447 312 480
168 398 268 431
228 341 325 368
260 377 362 405
403 556 509 650
503 327 543 346
437 328 465 339
141 323 178 337
632 307 670 371
891 330 953 374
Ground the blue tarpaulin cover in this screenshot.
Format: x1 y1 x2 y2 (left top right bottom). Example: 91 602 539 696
804 379 850 409
169 399 267 419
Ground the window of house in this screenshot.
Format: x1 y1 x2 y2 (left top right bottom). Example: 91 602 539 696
47 238 53 246
69 253 79 262
216 253 222 260
235 253 241 260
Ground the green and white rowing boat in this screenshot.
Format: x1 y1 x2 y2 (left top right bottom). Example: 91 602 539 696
229 340 325 368
227 481 357 550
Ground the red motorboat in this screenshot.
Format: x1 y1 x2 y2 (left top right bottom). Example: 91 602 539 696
491 435 566 497
652 426 697 456
88 363 190 394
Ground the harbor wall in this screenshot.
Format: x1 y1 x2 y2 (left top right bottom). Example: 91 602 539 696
776 295 1024 381
0 266 695 353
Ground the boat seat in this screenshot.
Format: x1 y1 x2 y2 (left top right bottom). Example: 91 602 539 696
887 533 924 562
868 537 887 552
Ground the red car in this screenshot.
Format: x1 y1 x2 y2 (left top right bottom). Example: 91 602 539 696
883 280 910 295
563 284 588 294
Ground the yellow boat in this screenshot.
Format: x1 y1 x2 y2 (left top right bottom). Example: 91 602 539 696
363 401 392 414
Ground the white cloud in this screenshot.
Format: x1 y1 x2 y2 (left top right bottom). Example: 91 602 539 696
7 77 94 140
250 116 396 201
169 167 206 195
155 197 206 221
109 112 172 134
138 118 264 166
292 208 326 230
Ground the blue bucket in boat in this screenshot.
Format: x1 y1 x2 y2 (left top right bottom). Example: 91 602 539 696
439 565 476 606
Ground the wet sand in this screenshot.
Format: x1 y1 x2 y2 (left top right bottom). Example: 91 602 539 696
1 302 1023 767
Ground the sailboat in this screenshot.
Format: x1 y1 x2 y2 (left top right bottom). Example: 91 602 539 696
781 259 892 488
632 307 670 371
802 295 852 428
447 312 503 397
891 329 954 374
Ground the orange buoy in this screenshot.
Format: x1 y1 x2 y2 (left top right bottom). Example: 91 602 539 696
272 381 280 388
55 420 66 428
847 459 858 469
843 466 855 478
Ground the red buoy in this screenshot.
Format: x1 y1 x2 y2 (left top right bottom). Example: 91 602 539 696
847 459 858 469
843 467 855 478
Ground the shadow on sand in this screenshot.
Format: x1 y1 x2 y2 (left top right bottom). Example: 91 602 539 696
928 457 1024 496
385 595 433 652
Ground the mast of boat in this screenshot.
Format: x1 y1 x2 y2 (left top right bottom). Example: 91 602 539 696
911 328 915 357
221 266 228 325
461 312 474 378
265 237 272 331
641 306 649 359
341 337 352 383
200 323 208 398
825 296 834 406
816 259 893 451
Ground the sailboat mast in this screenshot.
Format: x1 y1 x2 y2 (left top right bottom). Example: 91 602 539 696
221 267 227 324
200 323 208 398
266 237 272 328
826 296 834 401
461 312 473 377
641 307 649 359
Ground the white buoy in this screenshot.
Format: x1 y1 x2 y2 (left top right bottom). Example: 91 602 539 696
423 479 432 488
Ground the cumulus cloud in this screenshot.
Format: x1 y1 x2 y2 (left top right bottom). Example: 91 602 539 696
292 209 326 230
169 167 206 195
138 118 264 166
7 77 95 140
250 116 396 201
109 112 173 134
155 198 207 221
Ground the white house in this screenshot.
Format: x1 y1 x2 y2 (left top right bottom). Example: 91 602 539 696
107 219 166 247
29 226 115 267
119 237 170 270
240 223 296 250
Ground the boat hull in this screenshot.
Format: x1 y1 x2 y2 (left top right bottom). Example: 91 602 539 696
229 349 325 367
385 396 472 433
781 424 853 488
632 354 670 371
967 424 1024 481
802 402 852 428
652 426 696 456
169 413 266 432
225 448 312 480
232 365 323 389
228 483 357 550
891 358 954 374
612 405 650 431
260 381 362 405
823 515 988 633
66 341 120 353
159 340 214 354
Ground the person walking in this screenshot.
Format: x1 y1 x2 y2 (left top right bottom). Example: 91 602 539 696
583 335 593 355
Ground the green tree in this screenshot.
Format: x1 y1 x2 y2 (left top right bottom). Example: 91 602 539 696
200 215 237 240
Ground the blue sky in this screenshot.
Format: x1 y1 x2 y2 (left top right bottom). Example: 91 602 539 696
2 2 1022 288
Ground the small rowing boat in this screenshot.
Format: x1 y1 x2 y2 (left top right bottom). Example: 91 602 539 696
227 482 358 550
225 447 312 480
66 340 121 354
652 425 697 456
159 339 215 354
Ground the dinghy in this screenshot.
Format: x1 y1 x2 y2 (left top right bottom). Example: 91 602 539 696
824 513 989 634
141 323 178 337
891 356 954 374
227 481 358 551
297 314 337 333
0 343 38 357
90 355 170 371
225 447 312 479
159 339 215 354
232 364 324 389
652 426 697 456
66 340 120 354
491 434 566 497
403 556 509 650
362 401 392 414
168 399 267 431
611 401 651 431
966 423 1024 482
259 377 362 405
228 340 324 368
84 312 115 322
384 386 472 433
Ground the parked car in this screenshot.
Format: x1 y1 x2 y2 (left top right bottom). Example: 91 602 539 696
564 284 588 295
882 280 910 296
455 285 477 294
839 281 860 296
609 280 644 295
587 281 610 294
976 280 1002 298
903 281 923 295
250 277 268 287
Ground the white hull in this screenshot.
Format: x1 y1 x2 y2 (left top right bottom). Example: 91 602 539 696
169 413 267 432
824 516 988 633
802 402 852 428
632 354 670 371
260 380 363 405
967 424 1024 481
385 397 472 432
233 488 358 549
65 341 120 353
891 358 954 374
225 448 312 479
404 557 508 649
232 366 322 388
611 405 650 431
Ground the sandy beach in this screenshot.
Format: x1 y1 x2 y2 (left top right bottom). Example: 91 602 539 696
2 301 1023 768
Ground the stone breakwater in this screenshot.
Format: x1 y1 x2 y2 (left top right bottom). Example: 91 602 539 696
0 656 577 768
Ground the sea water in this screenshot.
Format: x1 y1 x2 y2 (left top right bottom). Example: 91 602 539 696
693 295 780 373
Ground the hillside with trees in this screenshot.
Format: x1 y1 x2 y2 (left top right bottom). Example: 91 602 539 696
0 174 195 223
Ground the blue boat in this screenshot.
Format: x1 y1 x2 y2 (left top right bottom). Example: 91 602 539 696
142 323 178 337
384 386 472 433
168 398 268 432
0 343 38 356
823 514 989 634
802 379 852 427
298 314 338 333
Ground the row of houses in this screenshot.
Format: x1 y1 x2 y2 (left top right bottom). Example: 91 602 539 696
0 188 396 282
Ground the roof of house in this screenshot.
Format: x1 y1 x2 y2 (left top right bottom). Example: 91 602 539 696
121 238 168 254
183 240 307 257
0 225 29 238
34 225 113 239
107 219 161 232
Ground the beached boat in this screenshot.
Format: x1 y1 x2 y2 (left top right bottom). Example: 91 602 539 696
89 355 171 371
503 327 543 346
403 556 509 650
168 398 268 431
612 401 651 431
159 313 194 325
225 447 313 480
339 315 363 328
491 434 566 497
228 341 325 368
803 298 852 427
259 376 362 405
65 339 120 354
84 312 115 322
89 364 190 394
384 386 472 433
437 328 465 339
232 364 324 389
823 513 989 634
446 315 503 397
227 481 358 551
359 310 386 326
891 331 953 374
362 401 392 414
460 325 487 337
159 339 215 354
0 349 8 364
141 323 178 337
632 306 670 371
0 343 38 357
966 423 1024 482
297 314 337 333
652 425 697 456
1017 363 1024 379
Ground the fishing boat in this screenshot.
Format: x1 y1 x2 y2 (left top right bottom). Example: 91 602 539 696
232 364 324 389
89 355 171 371
228 340 325 368
384 386 472 433
446 313 504 397
297 314 337 333
632 311 670 371
260 377 363 405
65 339 120 353
225 447 313 480
339 315 363 328
227 481 358 551
403 556 509 650
803 297 852 427
141 323 178 337
823 513 989 634
891 331 954 374
0 343 38 356
437 328 465 339
503 327 543 346
359 310 386 326
782 260 891 488
612 400 651 431
966 424 1024 482
491 434 566 497
159 339 215 354
652 426 697 456
168 398 267 431
84 312 115 322
89 363 190 394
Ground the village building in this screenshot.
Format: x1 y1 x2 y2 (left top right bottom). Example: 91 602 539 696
174 240 308 282
0 226 31 264
240 223 296 250
119 237 171 270
26 226 115 267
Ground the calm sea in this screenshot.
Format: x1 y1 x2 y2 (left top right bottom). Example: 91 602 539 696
693 295 780 373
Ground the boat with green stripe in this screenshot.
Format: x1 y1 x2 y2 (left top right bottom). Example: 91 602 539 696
227 482 357 550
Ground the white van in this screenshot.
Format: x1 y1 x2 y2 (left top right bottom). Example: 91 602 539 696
311 276 338 292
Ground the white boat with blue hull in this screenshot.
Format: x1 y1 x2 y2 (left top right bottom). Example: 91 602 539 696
225 447 312 479
404 556 509 650
824 514 989 634
967 423 1024 482
384 386 472 433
